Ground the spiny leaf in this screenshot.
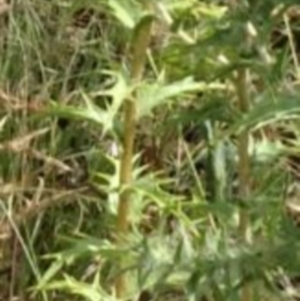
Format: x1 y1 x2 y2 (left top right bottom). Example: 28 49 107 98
136 77 225 118
46 93 114 134
92 71 131 116
229 92 300 135
39 275 114 301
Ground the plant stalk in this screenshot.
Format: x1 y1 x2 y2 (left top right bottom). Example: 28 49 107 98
115 11 154 299
235 68 251 301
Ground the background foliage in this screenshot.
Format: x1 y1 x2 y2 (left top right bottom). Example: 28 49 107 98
1 0 300 300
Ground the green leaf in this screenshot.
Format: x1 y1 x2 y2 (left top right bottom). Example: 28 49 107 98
40 275 114 301
163 0 199 12
229 92 300 135
108 0 141 29
92 71 131 116
131 12 155 43
36 260 64 290
46 92 115 133
136 77 223 118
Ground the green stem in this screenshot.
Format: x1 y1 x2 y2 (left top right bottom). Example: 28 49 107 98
115 11 154 300
236 68 250 238
235 68 251 301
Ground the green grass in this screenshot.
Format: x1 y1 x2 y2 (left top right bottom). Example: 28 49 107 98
0 1 300 301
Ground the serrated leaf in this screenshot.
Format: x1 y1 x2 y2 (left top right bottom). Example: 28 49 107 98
136 78 223 118
92 71 131 115
46 92 114 134
81 91 114 133
230 92 300 135
41 275 111 301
